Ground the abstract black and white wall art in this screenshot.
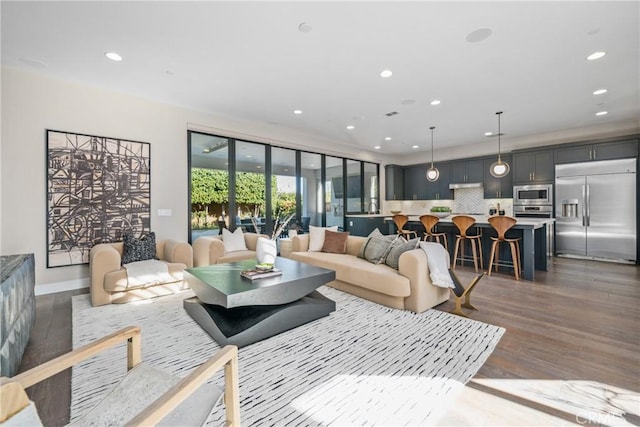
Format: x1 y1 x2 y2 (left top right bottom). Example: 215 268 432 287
46 130 151 267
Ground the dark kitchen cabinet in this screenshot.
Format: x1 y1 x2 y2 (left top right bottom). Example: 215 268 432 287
346 215 387 237
483 155 513 198
403 165 426 200
403 163 451 200
424 163 451 200
450 158 484 184
554 138 638 164
385 165 404 200
513 149 554 184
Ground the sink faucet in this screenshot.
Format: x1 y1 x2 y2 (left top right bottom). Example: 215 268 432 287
367 200 378 214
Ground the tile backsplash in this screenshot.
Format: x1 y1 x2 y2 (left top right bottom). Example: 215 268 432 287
452 188 485 214
384 188 513 216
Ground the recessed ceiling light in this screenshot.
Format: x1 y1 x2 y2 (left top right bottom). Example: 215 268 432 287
19 57 47 69
595 111 608 116
384 137 392 141
293 109 303 115
105 52 122 61
484 132 493 137
380 69 393 78
412 145 419 149
587 51 606 61
430 100 441 106
466 28 492 43
593 89 608 95
246 155 252 158
298 22 312 33
346 125 355 130
374 146 381 150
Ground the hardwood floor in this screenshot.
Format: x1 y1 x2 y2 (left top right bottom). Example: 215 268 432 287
16 257 640 426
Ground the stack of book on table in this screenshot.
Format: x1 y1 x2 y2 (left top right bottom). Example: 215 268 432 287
241 267 282 280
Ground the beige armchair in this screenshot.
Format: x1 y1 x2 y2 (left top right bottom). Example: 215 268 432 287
193 232 269 267
90 239 193 307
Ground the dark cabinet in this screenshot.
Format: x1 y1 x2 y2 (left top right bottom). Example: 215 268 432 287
483 155 513 198
424 163 451 200
450 159 484 184
513 150 554 184
555 139 638 164
403 163 451 200
384 165 404 200
403 165 425 200
346 216 386 237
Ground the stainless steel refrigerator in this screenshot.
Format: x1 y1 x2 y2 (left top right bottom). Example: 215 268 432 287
555 158 636 263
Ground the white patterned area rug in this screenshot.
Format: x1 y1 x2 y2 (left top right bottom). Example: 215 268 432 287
72 287 504 426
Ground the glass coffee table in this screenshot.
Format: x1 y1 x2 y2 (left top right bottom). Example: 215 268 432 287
183 257 336 347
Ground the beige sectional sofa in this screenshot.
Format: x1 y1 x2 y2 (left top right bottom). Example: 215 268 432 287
289 234 449 313
193 232 269 267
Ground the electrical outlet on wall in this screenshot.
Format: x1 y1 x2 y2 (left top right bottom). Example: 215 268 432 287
158 209 172 217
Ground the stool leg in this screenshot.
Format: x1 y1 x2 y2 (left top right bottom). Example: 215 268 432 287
487 241 498 276
477 237 483 269
509 241 520 280
470 238 479 272
515 240 522 279
452 237 461 269
442 235 449 252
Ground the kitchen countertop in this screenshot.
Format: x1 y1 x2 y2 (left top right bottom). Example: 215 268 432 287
348 214 554 229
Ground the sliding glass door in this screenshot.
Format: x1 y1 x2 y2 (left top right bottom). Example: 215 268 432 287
189 133 230 242
188 130 379 242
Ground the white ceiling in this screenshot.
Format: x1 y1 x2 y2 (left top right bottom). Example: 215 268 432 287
2 1 639 158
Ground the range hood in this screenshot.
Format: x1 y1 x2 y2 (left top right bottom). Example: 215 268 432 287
449 182 483 189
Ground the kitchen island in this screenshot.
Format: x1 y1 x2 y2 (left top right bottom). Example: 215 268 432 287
383 215 554 281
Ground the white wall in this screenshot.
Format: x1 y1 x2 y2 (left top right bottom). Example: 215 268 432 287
0 67 388 292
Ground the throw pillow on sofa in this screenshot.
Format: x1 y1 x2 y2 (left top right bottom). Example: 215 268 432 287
308 225 339 252
222 228 248 253
322 230 350 254
385 237 420 270
121 232 157 265
356 228 383 258
359 234 401 264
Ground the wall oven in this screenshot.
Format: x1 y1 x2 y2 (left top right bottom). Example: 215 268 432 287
513 184 554 257
513 184 553 206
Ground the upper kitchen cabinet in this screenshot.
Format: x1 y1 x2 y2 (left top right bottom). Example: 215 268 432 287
403 163 451 200
404 165 427 200
449 158 484 184
425 163 451 200
385 164 404 200
483 154 513 198
555 138 639 164
513 149 554 184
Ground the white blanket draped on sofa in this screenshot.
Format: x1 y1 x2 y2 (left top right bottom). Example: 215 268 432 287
419 242 455 288
123 259 173 288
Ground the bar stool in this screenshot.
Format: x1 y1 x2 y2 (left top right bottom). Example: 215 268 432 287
451 215 483 272
487 215 521 280
392 214 418 240
419 214 449 252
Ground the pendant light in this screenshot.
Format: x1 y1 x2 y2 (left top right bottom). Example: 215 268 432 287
425 126 440 182
489 111 510 178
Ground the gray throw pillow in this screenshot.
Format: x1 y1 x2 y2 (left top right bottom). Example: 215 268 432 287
385 238 421 270
121 232 157 264
362 234 401 264
356 228 384 259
